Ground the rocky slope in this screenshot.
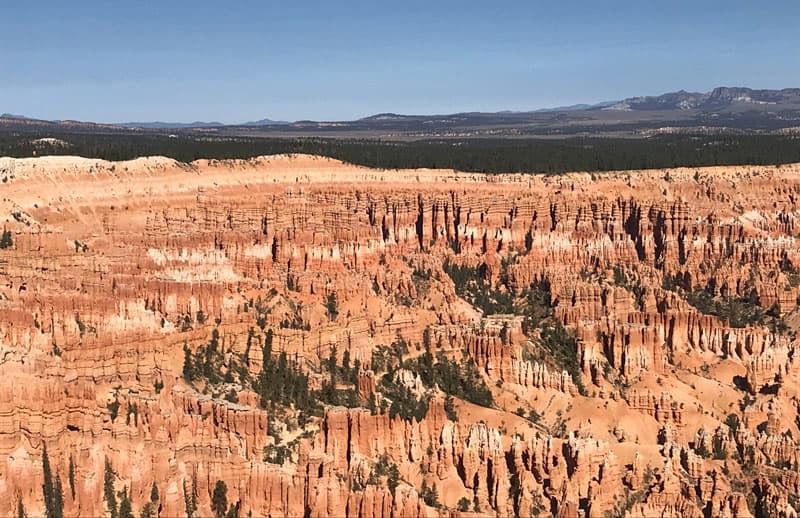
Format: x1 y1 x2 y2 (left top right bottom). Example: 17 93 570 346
1 154 800 517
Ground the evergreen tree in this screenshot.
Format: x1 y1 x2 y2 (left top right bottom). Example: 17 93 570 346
150 481 159 502
325 292 338 320
387 464 400 495
420 480 440 508
118 486 133 518
53 475 64 518
17 496 25 518
182 343 194 382
225 502 239 518
41 446 63 518
0 230 12 249
342 350 350 373
104 457 118 518
211 480 228 518
351 358 361 384
325 344 339 404
264 329 273 353
42 445 54 517
182 484 191 518
68 456 75 500
191 475 198 513
276 351 288 403
183 475 198 518
444 395 457 421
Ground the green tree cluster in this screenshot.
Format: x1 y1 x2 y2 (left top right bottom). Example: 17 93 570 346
317 345 363 408
520 282 587 396
378 375 430 422
182 329 227 384
403 348 493 407
255 330 318 417
420 480 440 508
366 455 401 495
683 289 785 330
442 260 514 315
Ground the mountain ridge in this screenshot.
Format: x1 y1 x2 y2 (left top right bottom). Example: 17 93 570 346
605 86 800 111
3 86 800 137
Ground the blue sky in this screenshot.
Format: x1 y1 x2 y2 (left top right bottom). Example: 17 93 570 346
2 1 798 122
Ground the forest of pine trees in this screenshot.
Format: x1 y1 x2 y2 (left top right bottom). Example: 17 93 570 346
254 329 318 415
180 326 366 420
379 343 495 420
2 131 800 174
181 329 228 384
442 260 515 315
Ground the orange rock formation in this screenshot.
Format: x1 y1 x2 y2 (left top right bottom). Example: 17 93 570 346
0 154 799 517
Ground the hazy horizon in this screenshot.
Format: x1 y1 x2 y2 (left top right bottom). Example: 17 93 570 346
3 1 799 123
6 84 799 125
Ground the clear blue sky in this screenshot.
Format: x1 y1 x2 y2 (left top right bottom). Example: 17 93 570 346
2 1 798 123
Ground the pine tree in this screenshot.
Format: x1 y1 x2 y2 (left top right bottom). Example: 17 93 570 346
0 230 13 249
182 483 191 518
420 480 439 508
342 350 350 373
42 445 54 517
325 292 338 320
444 395 457 421
225 502 239 518
118 486 133 518
139 480 159 518
211 480 228 518
183 475 198 518
68 456 75 500
387 464 400 495
327 344 338 402
42 446 63 518
276 351 288 403
191 476 198 515
17 496 25 518
53 475 64 518
182 343 194 382
104 457 118 518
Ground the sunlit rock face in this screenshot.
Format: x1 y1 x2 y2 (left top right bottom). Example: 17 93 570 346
1 154 800 517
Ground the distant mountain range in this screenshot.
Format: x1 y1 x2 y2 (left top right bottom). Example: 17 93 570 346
603 87 800 111
116 121 226 129
116 118 288 129
3 87 800 138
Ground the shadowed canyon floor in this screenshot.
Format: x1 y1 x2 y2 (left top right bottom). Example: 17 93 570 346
2 154 800 517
